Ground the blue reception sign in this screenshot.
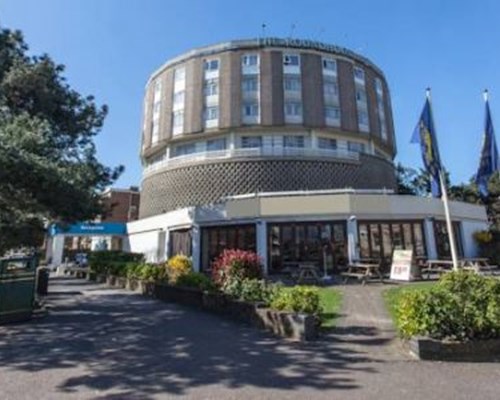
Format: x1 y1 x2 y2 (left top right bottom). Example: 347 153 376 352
49 222 127 236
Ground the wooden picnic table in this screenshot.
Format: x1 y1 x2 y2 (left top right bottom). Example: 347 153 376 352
421 259 455 279
340 262 384 285
296 263 322 285
461 258 498 274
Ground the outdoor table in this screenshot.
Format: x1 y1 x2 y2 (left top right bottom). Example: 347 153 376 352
340 262 384 285
295 263 321 285
421 259 454 279
461 258 498 274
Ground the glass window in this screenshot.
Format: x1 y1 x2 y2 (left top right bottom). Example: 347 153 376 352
392 224 403 249
318 137 337 150
241 136 262 148
358 111 369 126
434 221 463 259
283 54 300 66
322 58 337 72
204 59 219 71
358 224 370 259
375 78 383 95
174 67 186 81
204 106 218 121
325 106 340 119
242 54 259 66
242 103 259 117
356 89 367 103
354 66 365 81
242 76 259 92
413 223 426 257
381 224 392 257
172 110 184 127
204 79 218 96
347 141 366 153
173 91 185 105
284 75 301 91
173 142 196 157
284 136 304 148
324 81 338 95
284 102 302 116
403 223 413 250
207 138 226 151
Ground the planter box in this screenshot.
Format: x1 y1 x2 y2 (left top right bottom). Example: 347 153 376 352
87 271 97 282
115 277 127 289
106 275 117 286
154 284 204 308
95 274 107 284
407 336 500 362
126 278 145 293
255 308 319 341
201 292 229 314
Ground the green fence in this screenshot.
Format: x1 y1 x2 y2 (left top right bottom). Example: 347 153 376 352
0 256 37 324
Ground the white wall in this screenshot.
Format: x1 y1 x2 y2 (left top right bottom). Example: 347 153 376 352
461 220 489 258
128 230 163 263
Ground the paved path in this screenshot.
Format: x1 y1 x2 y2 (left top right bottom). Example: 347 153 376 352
1 277 499 400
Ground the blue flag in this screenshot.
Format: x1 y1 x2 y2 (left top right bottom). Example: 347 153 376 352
411 96 443 197
475 96 499 197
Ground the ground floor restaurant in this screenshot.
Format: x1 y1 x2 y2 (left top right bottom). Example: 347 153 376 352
126 190 487 274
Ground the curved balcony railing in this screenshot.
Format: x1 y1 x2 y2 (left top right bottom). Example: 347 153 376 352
143 146 360 177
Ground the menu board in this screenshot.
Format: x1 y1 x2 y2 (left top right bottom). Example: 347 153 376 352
390 250 414 281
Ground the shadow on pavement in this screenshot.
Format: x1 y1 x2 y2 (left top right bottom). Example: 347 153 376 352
0 277 386 399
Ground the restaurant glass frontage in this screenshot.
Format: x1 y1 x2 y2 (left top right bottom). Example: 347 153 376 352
201 224 256 271
358 220 427 260
169 229 192 258
268 221 347 274
433 220 463 259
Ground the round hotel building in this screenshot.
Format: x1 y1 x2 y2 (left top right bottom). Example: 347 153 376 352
129 38 487 274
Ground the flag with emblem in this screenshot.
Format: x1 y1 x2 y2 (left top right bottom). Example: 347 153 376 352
411 93 443 197
475 90 499 198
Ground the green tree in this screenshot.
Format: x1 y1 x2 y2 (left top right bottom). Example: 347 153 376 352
0 27 123 255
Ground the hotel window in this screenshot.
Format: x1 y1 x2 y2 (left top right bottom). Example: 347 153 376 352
356 89 367 103
173 91 185 107
174 67 186 82
204 59 219 71
242 54 259 66
354 66 365 82
207 138 226 151
322 58 337 73
173 111 184 126
284 75 301 92
242 103 259 117
283 54 300 66
284 101 302 116
241 76 259 92
284 135 305 148
204 106 218 121
324 81 338 96
318 137 337 150
204 79 218 96
358 110 369 129
347 141 365 153
173 143 196 157
241 136 262 148
325 106 340 120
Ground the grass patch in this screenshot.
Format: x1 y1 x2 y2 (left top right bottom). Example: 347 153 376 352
383 281 435 324
318 287 342 329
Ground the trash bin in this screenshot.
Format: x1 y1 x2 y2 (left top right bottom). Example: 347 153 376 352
36 267 50 296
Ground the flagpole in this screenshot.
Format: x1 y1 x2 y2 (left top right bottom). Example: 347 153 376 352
426 89 460 271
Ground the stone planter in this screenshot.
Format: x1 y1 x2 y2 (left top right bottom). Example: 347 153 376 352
115 277 127 289
95 274 107 284
87 271 97 282
154 284 204 308
201 292 229 314
255 308 319 341
126 278 144 293
407 336 500 362
106 275 117 286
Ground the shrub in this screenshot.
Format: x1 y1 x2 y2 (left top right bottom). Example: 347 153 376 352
175 272 216 292
223 278 280 304
136 264 164 282
473 229 500 265
395 271 500 341
166 255 192 284
270 286 322 315
211 249 262 289
89 251 144 275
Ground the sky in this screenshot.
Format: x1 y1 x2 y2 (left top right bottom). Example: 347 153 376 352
1 0 500 187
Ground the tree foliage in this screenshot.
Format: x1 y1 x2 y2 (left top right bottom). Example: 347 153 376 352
0 27 123 254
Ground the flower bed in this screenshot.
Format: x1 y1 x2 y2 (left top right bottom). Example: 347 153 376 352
86 250 324 341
